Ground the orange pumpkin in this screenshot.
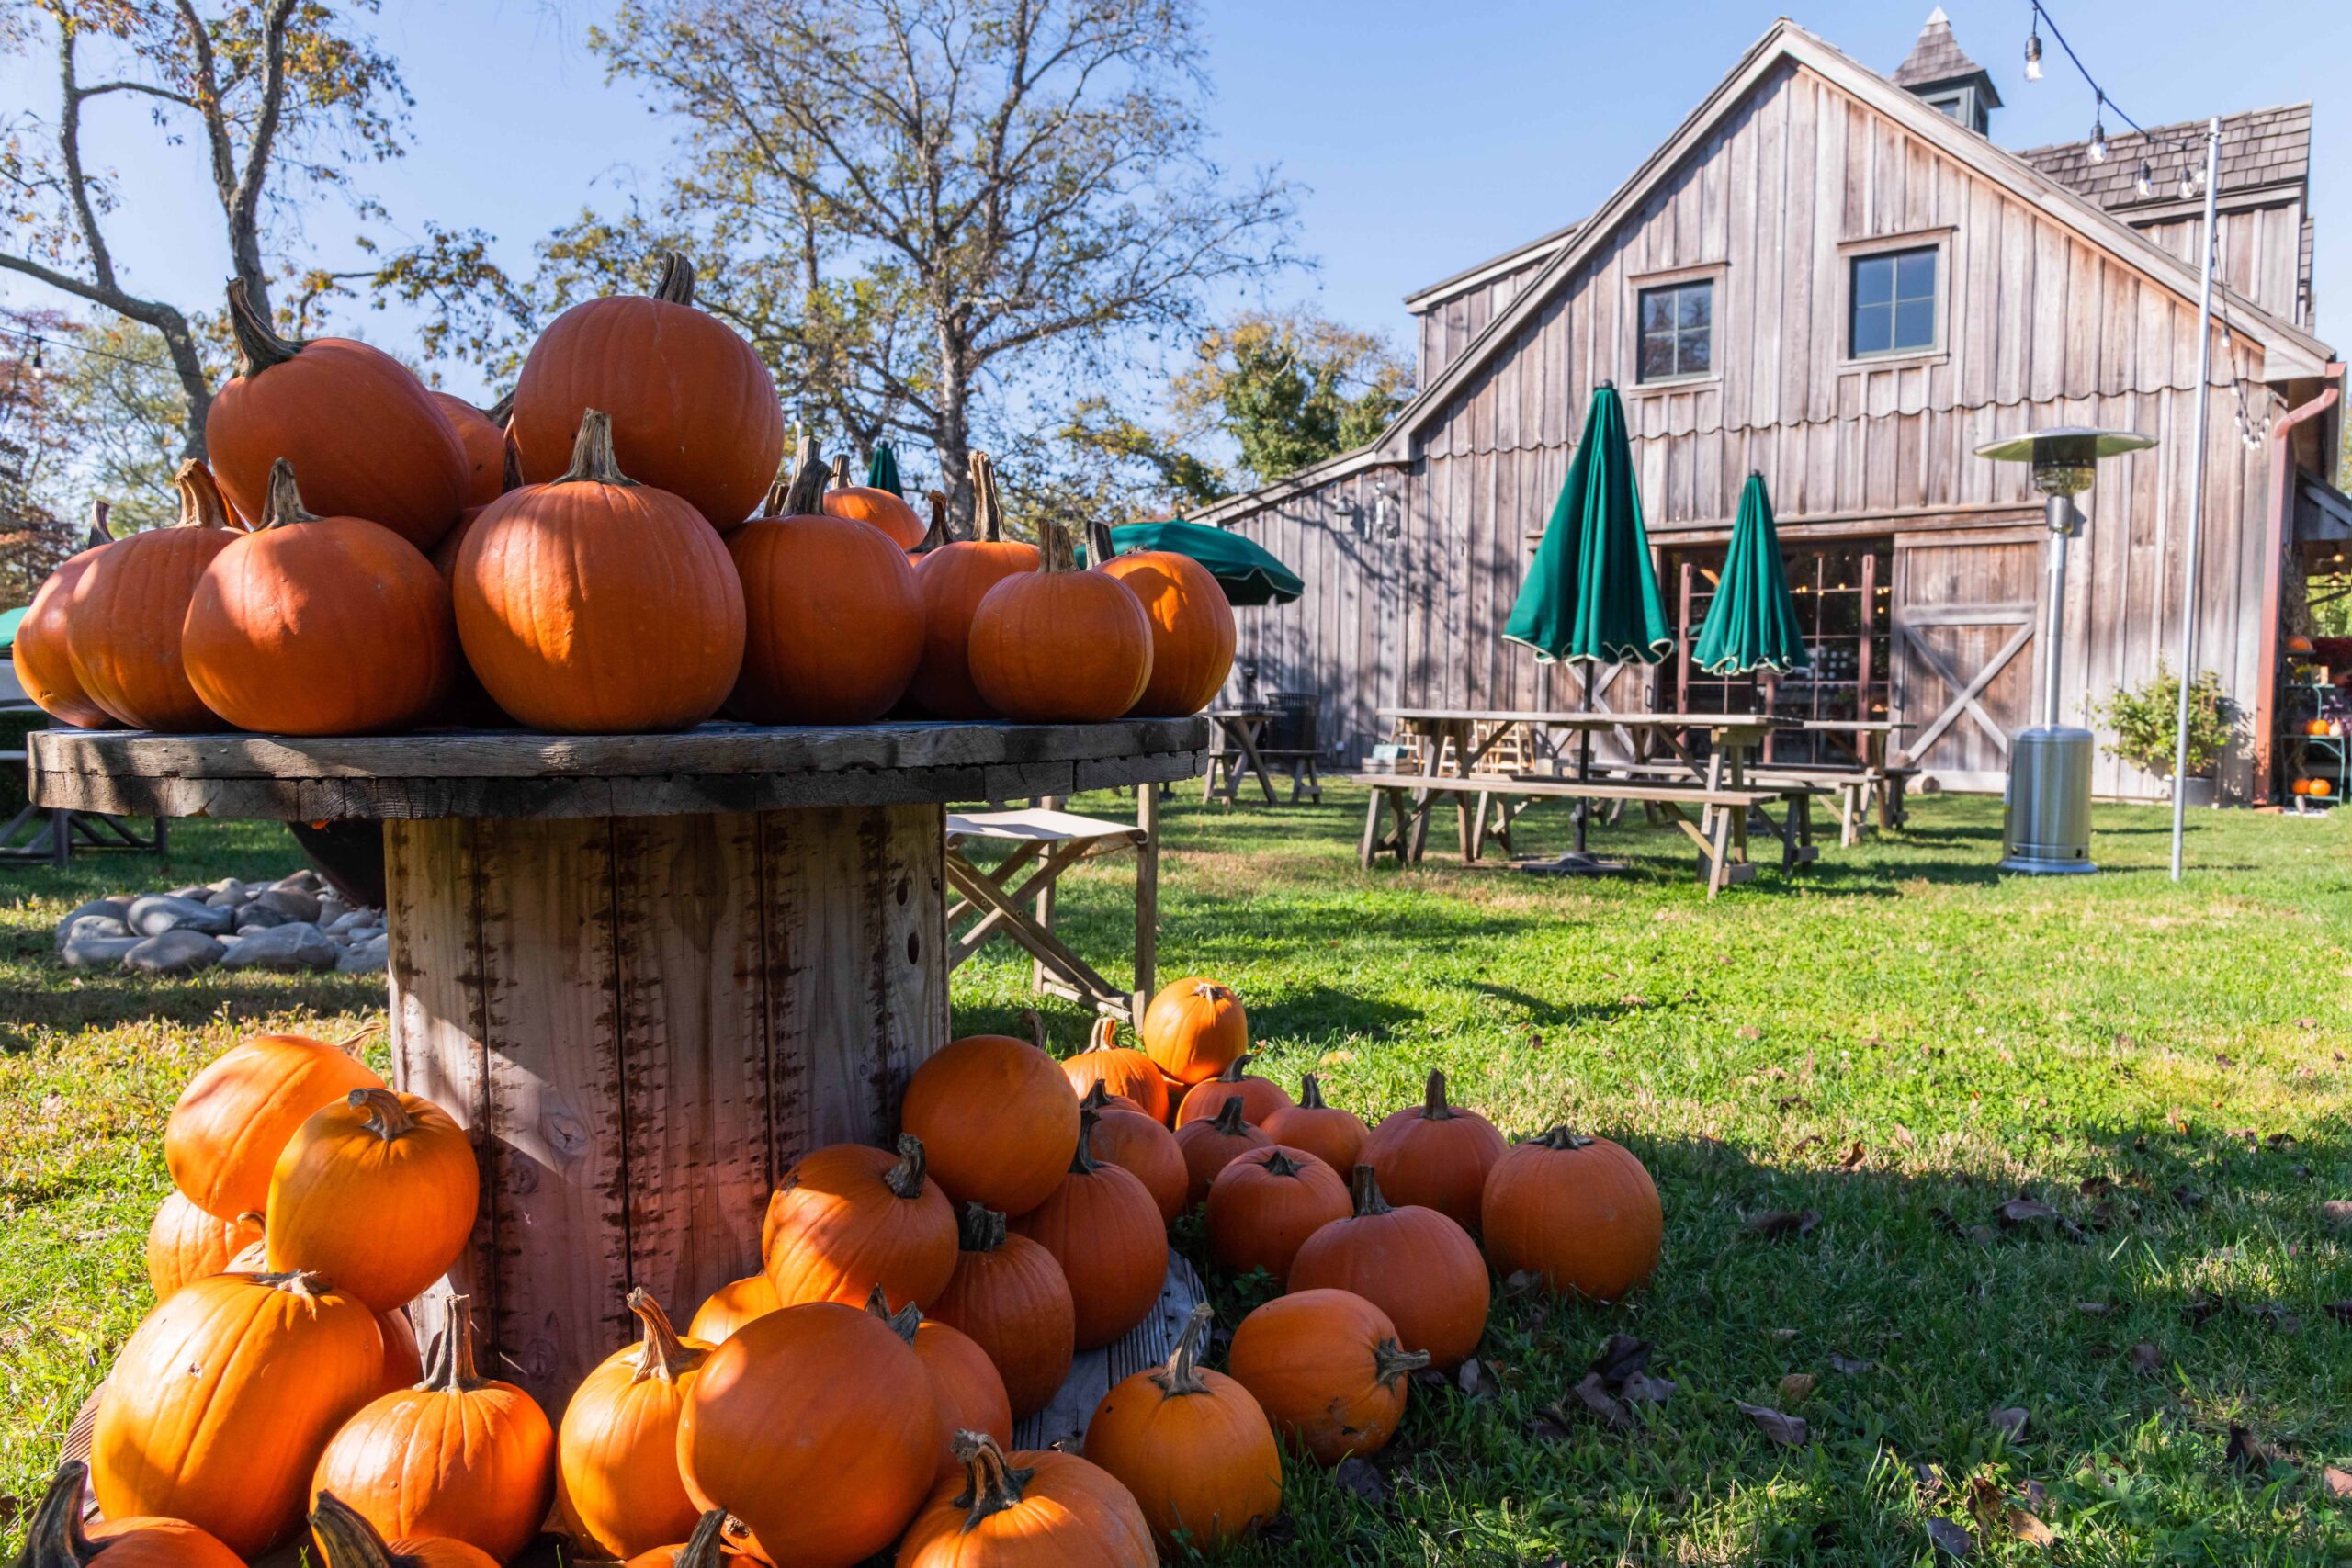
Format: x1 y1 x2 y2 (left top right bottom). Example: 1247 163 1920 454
687 1274 779 1344
824 471 926 550
92 1270 386 1556
676 1301 941 1568
143 1191 264 1301
1227 1289 1428 1465
1080 1083 1188 1225
1141 977 1248 1085
906 453 1040 717
1262 1075 1371 1175
899 1032 1080 1218
1288 1165 1489 1370
2287 634 2317 654
2309 719 2335 737
1174 1055 1294 1128
1205 1145 1349 1285
207 285 468 550
2292 777 2314 796
378 1305 424 1392
727 444 924 723
1081 1303 1282 1553
265 1087 479 1312
1100 546 1236 716
620 1511 740 1568
762 1134 958 1313
896 1432 1155 1568
1060 1017 1170 1122
1480 1125 1663 1301
67 461 235 731
1009 1105 1168 1349
926 1204 1076 1420
513 254 785 531
431 392 511 511
165 1031 385 1221
1362 1069 1508 1230
14 502 117 728
311 1491 501 1568
866 1287 1013 1487
967 519 1153 722
19 1462 243 1568
557 1290 713 1561
2311 777 2335 798
1172 1096 1271 1210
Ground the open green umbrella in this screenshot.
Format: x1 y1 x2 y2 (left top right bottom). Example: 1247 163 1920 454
865 442 905 497
0 605 25 653
1692 472 1810 677
1103 519 1303 607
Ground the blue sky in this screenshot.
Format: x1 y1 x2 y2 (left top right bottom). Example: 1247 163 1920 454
4 0 2346 407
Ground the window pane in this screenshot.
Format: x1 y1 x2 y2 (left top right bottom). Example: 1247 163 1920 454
1894 296 1935 349
1679 282 1713 329
1853 300 1892 355
1640 333 1678 379
1640 289 1673 331
1853 255 1894 308
1895 248 1937 301
1679 328 1711 376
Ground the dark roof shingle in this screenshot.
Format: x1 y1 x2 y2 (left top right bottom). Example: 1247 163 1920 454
2016 104 2311 210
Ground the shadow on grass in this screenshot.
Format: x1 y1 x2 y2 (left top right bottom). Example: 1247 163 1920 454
0 968 384 1044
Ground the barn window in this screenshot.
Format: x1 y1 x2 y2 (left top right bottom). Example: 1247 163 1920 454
1850 247 1939 355
1637 279 1713 381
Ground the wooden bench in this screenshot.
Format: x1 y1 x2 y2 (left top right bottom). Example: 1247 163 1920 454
1255 749 1322 803
1597 759 1915 846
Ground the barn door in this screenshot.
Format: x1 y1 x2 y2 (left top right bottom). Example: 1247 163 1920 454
1891 533 2042 791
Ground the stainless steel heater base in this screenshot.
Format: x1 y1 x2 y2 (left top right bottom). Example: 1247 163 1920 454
2001 726 2098 874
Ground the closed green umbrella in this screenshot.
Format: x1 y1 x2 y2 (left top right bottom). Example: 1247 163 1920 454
1103 519 1303 607
1692 472 1810 677
865 442 905 497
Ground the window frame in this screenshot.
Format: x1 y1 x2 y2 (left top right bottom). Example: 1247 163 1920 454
1626 263 1727 390
1838 231 1951 367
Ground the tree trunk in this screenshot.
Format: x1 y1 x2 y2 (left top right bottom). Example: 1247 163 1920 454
157 310 215 461
934 331 975 533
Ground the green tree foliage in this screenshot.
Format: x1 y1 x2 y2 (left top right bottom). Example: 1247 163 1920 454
2093 662 2240 778
1173 310 1412 487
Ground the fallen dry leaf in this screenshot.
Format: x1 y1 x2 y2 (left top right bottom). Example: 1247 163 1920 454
2182 1292 2225 1327
1965 1476 2003 1532
1734 1399 1808 1446
2322 1201 2352 1230
1559 1373 1631 1434
2129 1342 2164 1374
2323 1466 2352 1500
1836 1140 1867 1169
1894 1123 1917 1147
1744 1209 1821 1238
1456 1358 1497 1399
2007 1506 2057 1547
1780 1372 1816 1403
1331 1456 1385 1506
1995 1197 2059 1229
1925 1517 1973 1558
1621 1370 1676 1405
1587 1334 1652 1384
1989 1406 2029 1440
1737 1024 1762 1040
2226 1425 2276 1472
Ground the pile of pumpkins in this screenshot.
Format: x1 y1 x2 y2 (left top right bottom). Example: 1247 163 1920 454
14 255 1236 739
40 982 1663 1567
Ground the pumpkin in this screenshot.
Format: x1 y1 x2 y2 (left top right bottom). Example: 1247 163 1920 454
677 1301 942 1568
2309 719 2335 737
1140 977 1248 1085
762 1134 958 1313
1480 1125 1663 1301
311 1492 500 1568
18 1462 243 1568
15 502 117 728
727 441 924 723
1362 1069 1508 1230
265 1086 478 1312
2292 777 2314 796
1205 1145 1349 1285
513 253 785 530
1079 1083 1187 1225
1081 1303 1282 1553
967 519 1152 722
455 409 746 732
687 1274 779 1344
310 1293 556 1562
866 1287 1013 1487
165 1031 385 1221
1288 1165 1489 1370
926 1204 1076 1420
207 284 468 550
2288 634 2317 654
1172 1097 1271 1210
67 461 235 731
1174 1055 1294 1128
92 1270 385 1556
896 1431 1155 1568
432 392 511 511
182 459 458 736
1100 546 1236 716
143 1191 264 1300
1226 1289 1428 1465
1008 1104 1167 1350
824 468 926 551
2314 778 2336 798
1262 1075 1371 1175
557 1289 713 1561
899 1032 1080 1217
1060 1017 1169 1122
621 1511 739 1568
379 1305 424 1392
906 453 1039 717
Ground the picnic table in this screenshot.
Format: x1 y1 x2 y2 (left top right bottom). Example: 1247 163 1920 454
1201 706 1278 804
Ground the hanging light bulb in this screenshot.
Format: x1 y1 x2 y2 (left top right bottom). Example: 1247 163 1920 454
2135 159 2154 198
2024 15 2043 81
2087 95 2109 164
2178 164 2197 200
29 340 43 382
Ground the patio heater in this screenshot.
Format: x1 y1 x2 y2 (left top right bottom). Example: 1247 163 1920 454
1973 427 2156 874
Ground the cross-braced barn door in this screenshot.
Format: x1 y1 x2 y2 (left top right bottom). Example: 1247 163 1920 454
1891 534 2041 791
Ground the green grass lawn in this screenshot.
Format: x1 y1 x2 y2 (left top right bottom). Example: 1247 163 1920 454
5 790 2351 1563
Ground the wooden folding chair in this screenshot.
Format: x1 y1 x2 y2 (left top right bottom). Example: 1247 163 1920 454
944 789 1159 1021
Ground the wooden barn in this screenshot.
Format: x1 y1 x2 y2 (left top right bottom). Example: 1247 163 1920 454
1197 11 2344 801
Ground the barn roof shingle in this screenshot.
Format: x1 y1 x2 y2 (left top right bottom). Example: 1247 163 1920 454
2016 104 2312 211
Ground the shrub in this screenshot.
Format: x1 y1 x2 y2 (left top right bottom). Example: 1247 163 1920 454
2095 663 2238 777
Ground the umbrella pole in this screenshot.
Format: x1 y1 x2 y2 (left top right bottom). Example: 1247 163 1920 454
1574 664 1594 853
1518 660 1628 879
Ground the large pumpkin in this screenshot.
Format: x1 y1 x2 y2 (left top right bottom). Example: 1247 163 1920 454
905 453 1039 717
686 1274 778 1345
1262 1075 1371 1175
311 1492 500 1568
1479 1125 1664 1301
1140 977 1248 1085
206 284 468 550
967 519 1152 722
1205 1145 1349 1285
67 461 236 731
454 409 746 732
1081 1303 1282 1553
1008 1106 1167 1350
1079 1083 1187 1225
727 443 924 723
557 1289 713 1561
1362 1069 1508 1230
926 1204 1076 1420
899 1032 1080 1217
867 1288 1013 1487
266 1086 479 1312
431 392 511 511
310 1294 556 1563
165 1031 385 1221
182 459 458 736
1060 1017 1169 1122
18 1462 243 1568
1227 1289 1428 1465
143 1191 265 1302
92 1270 386 1556
1100 545 1235 716
1174 1055 1293 1128
1172 1097 1270 1210
1288 1164 1489 1370
15 502 117 728
896 1432 1155 1568
676 1301 941 1568
512 253 784 530
762 1134 958 1313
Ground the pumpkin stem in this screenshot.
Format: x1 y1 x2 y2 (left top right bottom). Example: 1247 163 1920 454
673 1509 729 1568
1298 1075 1328 1111
1070 1102 1102 1175
176 459 232 530
957 1201 1009 1254
1078 1080 1114 1117
1086 519 1118 567
254 457 320 530
348 1087 413 1141
1210 1095 1251 1136
1532 1124 1596 1151
771 431 831 516
311 1490 401 1568
85 497 113 547
969 451 1004 543
558 409 639 488
884 1134 930 1201
949 1430 1036 1529
1419 1069 1459 1122
1373 1337 1432 1386
1087 1016 1119 1054
334 1025 379 1054
1349 1163 1393 1217
224 279 301 378
1259 1146 1305 1179
424 1294 484 1393
260 1269 336 1299
830 453 853 491
626 1288 707 1385
651 251 696 307
913 490 953 554
1216 1054 1255 1085
1022 1008 1044 1054
863 1282 923 1343
22 1461 97 1568
1153 1302 1216 1397
1035 519 1078 574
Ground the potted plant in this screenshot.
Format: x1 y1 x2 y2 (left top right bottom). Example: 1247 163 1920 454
2093 663 2240 805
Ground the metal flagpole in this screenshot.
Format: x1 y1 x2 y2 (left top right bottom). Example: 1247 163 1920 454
2168 118 2222 882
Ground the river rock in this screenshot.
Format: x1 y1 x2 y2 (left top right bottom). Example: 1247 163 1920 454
128 894 234 937
336 934 390 974
122 929 226 976
253 887 322 922
165 884 211 902
272 869 323 893
220 921 337 972
62 931 142 968
54 897 132 953
234 902 294 931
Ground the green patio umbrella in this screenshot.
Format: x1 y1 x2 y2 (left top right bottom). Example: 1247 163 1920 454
1691 472 1810 678
1102 519 1303 607
865 441 905 497
0 605 25 653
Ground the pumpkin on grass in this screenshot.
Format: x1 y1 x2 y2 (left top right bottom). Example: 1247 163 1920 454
143 1191 264 1301
1288 1165 1489 1370
927 1204 1076 1420
1173 1097 1271 1210
1009 1103 1167 1349
1082 1303 1281 1553
432 392 511 511
1060 1017 1169 1122
266 1086 478 1312
165 1031 384 1221
1099 543 1236 718
1174 1054 1293 1128
1362 1069 1507 1230
1205 1145 1348 1285
15 502 117 728
18 1461 243 1568
310 1294 556 1563
1480 1125 1663 1301
1141 977 1247 1085
311 1492 499 1568
687 1274 778 1344
906 453 1039 717
763 1134 958 1312
1080 1083 1187 1225
67 461 235 731
92 1270 385 1556
558 1289 713 1561
1227 1290 1429 1465
968 517 1152 722
866 1287 1012 1486
1262 1075 1370 1174
899 1032 1080 1217
895 1431 1155 1568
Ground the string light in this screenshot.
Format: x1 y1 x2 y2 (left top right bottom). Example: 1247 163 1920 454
2023 19 2043 81
2087 92 2109 164
2178 164 2198 201
2135 160 2154 199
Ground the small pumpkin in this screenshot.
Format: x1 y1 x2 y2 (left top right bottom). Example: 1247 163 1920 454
1140 977 1248 1086
967 518 1153 722
824 462 926 550
906 453 1039 717
1261 1075 1371 1174
1100 543 1236 717
1081 1303 1282 1553
1172 1096 1271 1210
1480 1125 1663 1302
311 1491 500 1568
17 1461 243 1568
925 1204 1076 1420
309 1293 558 1563
2314 778 2336 798
899 1032 1080 1218
895 1431 1156 1568
165 1030 385 1221
1009 1103 1168 1349
67 461 236 731
143 1190 264 1301
866 1287 1013 1487
92 1270 387 1556
687 1273 779 1344
557 1289 713 1561
1174 1054 1293 1128
432 392 511 511
763 1134 958 1313
1205 1145 1349 1285
1080 1083 1187 1225
620 1511 738 1568
1227 1289 1428 1465
1362 1069 1508 1230
1060 1017 1169 1123
14 502 117 728
1287 1165 1490 1370
266 1086 479 1312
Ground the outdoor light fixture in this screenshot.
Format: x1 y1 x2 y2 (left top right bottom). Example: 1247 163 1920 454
2178 164 2198 200
2135 160 2154 198
2023 23 2043 80
2087 96 2109 164
1975 426 2158 874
